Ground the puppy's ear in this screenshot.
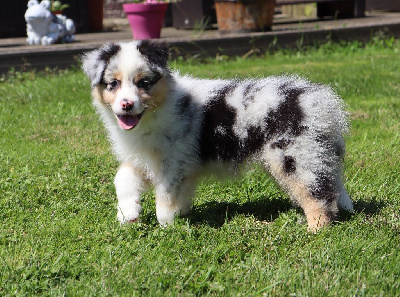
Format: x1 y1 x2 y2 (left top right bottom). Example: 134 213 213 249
82 43 121 87
137 40 169 69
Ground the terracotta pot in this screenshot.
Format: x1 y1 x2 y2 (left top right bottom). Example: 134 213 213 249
215 0 276 33
123 3 168 40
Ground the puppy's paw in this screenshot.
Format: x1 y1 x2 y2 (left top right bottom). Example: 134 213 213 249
117 201 142 224
156 204 191 226
156 206 176 226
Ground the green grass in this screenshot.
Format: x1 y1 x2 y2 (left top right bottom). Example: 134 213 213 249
1 40 399 296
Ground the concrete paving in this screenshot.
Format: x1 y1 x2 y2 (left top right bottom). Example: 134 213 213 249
1 11 400 74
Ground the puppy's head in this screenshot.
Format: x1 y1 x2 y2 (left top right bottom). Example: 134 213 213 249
82 40 170 130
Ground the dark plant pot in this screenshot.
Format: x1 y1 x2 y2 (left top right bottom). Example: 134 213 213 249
172 0 216 30
87 0 104 32
366 0 399 11
215 0 276 33
123 3 168 40
317 0 365 18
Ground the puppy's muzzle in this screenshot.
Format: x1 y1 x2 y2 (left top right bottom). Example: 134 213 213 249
121 98 134 112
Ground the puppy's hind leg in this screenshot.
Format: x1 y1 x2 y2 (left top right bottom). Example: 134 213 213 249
284 177 338 232
264 153 338 232
115 163 147 223
296 180 339 232
155 176 196 226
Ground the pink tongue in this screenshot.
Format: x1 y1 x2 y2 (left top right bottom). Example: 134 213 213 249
117 115 139 130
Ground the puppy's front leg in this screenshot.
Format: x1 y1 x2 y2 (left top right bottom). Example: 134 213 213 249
155 176 196 225
114 163 146 223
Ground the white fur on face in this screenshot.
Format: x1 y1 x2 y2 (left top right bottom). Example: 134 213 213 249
101 43 148 116
118 42 148 78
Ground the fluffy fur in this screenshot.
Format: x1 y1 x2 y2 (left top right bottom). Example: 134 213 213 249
82 40 353 231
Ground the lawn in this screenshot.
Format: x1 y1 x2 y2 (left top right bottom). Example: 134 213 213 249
1 40 399 296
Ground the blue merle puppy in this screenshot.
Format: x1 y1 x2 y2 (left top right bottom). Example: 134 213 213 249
82 40 353 231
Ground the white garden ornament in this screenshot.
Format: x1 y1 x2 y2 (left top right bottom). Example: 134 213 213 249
25 0 75 45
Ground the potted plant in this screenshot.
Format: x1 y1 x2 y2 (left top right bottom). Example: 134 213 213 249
123 0 173 40
215 0 276 33
50 0 69 14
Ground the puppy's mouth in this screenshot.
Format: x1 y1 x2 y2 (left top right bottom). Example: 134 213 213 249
116 113 144 130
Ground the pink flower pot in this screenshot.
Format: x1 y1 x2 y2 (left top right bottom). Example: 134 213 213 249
123 3 168 40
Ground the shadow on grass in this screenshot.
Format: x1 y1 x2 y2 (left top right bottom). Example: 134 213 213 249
186 196 382 228
187 197 292 228
325 198 386 226
353 199 386 215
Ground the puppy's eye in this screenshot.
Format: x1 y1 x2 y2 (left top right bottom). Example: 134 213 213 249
107 79 120 91
136 78 151 90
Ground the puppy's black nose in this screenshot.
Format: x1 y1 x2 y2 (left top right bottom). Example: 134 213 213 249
121 99 134 111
